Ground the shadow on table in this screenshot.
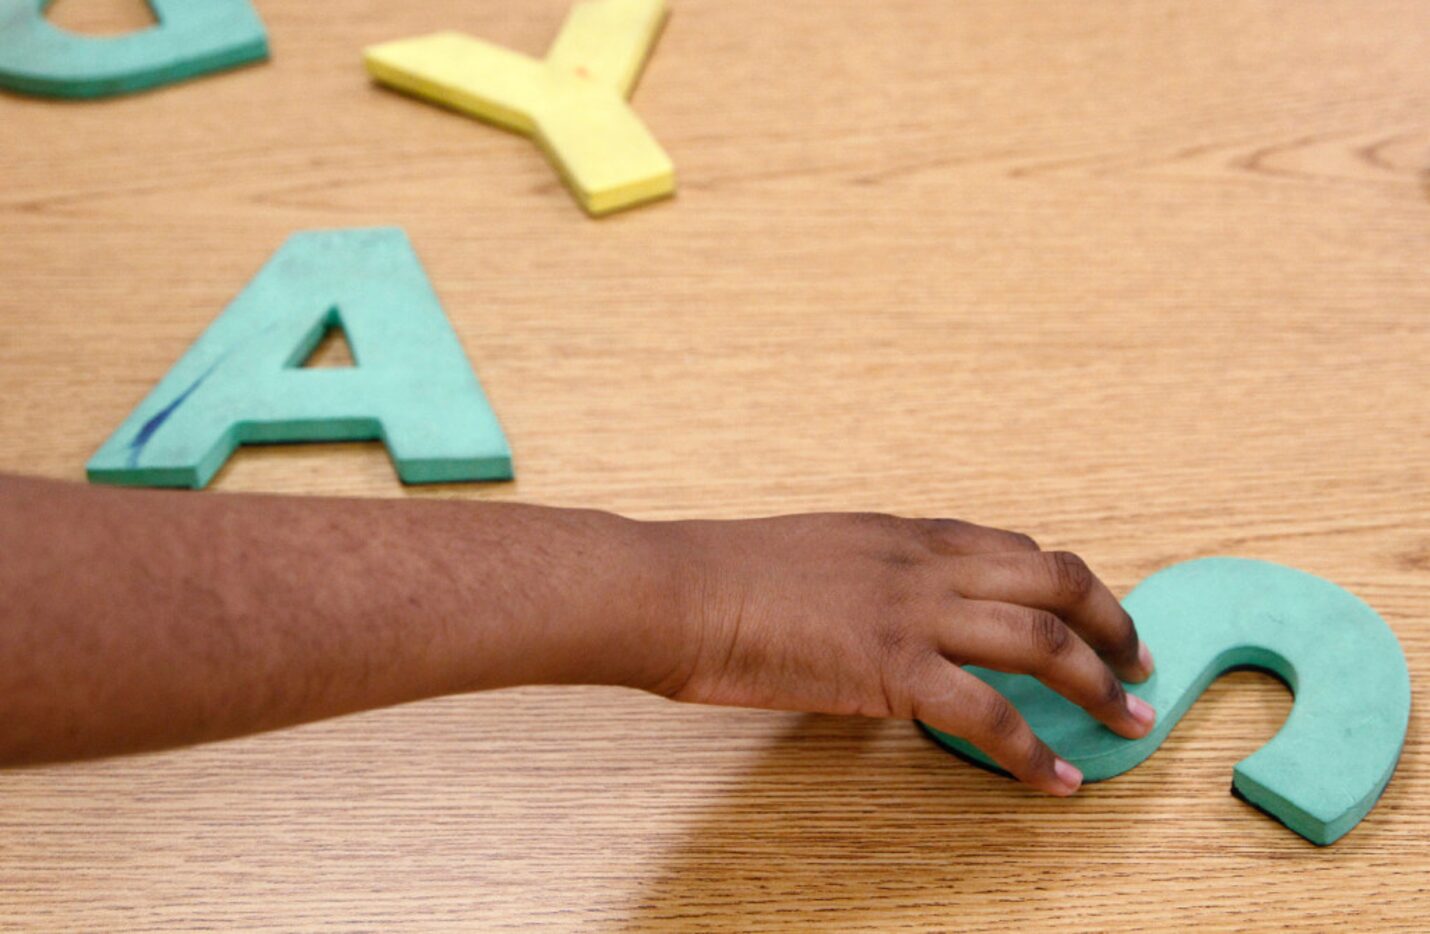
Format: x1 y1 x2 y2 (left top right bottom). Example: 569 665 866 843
615 711 1160 931
616 668 1315 931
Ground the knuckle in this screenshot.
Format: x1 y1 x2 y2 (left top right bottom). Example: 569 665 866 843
1097 672 1127 709
1030 611 1075 661
1049 551 1095 599
1023 735 1056 777
850 512 904 533
1008 531 1040 552
983 693 1023 741
986 600 1027 628
916 518 967 551
1110 615 1141 659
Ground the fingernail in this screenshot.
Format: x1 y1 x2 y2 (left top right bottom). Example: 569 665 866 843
1126 693 1156 731
1138 641 1155 675
1053 758 1083 794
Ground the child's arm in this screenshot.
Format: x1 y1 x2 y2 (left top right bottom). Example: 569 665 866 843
0 474 1153 795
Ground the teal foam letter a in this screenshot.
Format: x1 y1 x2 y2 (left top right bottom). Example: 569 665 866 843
87 228 514 488
0 0 267 99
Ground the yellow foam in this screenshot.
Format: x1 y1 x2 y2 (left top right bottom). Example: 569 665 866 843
365 0 674 217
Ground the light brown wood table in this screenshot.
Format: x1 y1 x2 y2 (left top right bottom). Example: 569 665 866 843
1 1 1427 929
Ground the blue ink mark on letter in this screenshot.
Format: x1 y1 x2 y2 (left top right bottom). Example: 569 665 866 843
125 362 220 469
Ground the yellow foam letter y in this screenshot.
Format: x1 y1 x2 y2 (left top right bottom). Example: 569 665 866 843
364 0 673 216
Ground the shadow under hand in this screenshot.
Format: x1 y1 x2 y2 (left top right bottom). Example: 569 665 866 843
618 713 1143 932
620 672 1301 932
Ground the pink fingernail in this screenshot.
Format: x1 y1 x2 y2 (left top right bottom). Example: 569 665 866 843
1053 758 1083 794
1138 641 1155 675
1126 693 1156 730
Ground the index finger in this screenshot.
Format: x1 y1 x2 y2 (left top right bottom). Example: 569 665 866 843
946 550 1154 682
915 662 1084 797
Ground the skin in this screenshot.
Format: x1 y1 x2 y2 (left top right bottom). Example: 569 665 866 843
0 473 1155 795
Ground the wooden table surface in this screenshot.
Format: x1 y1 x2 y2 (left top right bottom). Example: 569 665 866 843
2 0 1428 929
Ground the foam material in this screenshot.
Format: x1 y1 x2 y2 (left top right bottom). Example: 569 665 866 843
925 558 1410 845
87 228 513 488
364 0 673 216
0 0 267 99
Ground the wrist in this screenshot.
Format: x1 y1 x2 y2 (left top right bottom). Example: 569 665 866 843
627 518 735 701
495 506 694 695
439 501 704 697
595 516 704 696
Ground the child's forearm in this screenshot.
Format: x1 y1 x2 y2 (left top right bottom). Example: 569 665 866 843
1 474 1154 796
0 474 683 765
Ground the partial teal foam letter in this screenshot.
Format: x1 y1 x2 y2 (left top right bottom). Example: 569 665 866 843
0 0 267 99
88 228 514 488
924 558 1410 846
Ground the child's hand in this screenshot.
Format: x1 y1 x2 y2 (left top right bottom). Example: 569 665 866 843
658 514 1156 796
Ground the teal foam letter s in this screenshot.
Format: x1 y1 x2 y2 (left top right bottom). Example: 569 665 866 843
0 0 267 99
87 228 514 488
924 558 1411 845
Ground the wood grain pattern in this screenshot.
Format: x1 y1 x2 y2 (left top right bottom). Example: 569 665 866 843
1 0 1428 929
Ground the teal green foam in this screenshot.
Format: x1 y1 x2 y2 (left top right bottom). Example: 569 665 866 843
0 0 267 99
87 227 513 488
925 558 1410 845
